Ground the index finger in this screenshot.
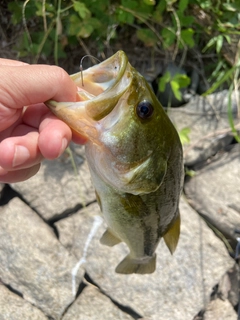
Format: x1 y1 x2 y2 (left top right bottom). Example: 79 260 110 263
0 58 28 66
0 64 77 109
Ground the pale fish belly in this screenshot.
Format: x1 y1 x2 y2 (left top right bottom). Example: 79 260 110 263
87 160 164 274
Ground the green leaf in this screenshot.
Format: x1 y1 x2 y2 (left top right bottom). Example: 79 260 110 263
177 14 194 27
117 8 135 24
35 2 55 17
224 34 231 44
216 35 223 53
178 0 189 13
78 24 94 38
68 14 82 36
173 74 191 88
8 2 23 24
228 83 240 143
136 28 158 46
222 3 237 12
73 1 91 19
121 0 138 10
203 65 237 95
178 127 191 145
199 0 211 9
161 28 176 48
170 81 182 101
155 0 166 14
185 169 196 177
202 36 217 52
143 0 156 5
181 28 195 48
8 1 37 24
158 71 171 92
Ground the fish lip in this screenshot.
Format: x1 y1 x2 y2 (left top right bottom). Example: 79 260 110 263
71 50 128 93
69 50 130 121
45 51 130 136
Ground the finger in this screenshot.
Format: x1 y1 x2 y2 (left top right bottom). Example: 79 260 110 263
0 164 40 183
0 112 22 138
0 126 43 170
0 64 77 109
72 129 88 145
38 114 72 159
23 104 88 156
0 107 22 132
0 58 28 66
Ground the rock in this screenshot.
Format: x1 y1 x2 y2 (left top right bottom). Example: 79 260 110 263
193 263 239 319
184 144 240 246
55 198 234 320
11 144 95 220
0 284 48 320
203 298 236 320
62 285 133 320
168 90 239 166
211 263 239 310
0 197 84 320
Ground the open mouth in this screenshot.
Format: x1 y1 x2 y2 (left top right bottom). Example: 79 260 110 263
45 51 131 131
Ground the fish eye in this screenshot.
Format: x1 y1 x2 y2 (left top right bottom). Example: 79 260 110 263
136 100 154 119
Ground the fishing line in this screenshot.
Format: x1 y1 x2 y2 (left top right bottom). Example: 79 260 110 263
80 55 101 87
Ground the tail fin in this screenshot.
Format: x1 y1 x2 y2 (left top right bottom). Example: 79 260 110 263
115 254 156 274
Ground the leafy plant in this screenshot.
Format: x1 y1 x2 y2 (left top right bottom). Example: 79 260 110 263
5 0 202 64
6 0 240 100
158 71 191 102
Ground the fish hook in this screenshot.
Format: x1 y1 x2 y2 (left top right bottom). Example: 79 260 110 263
80 55 101 87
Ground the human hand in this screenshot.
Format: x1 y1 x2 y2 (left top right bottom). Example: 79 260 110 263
0 59 87 183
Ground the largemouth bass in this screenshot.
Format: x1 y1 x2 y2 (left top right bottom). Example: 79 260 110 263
46 51 183 274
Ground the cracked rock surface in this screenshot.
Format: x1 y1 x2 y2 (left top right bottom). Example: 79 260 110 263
0 198 83 319
0 284 48 320
0 91 239 319
62 286 133 320
55 199 234 320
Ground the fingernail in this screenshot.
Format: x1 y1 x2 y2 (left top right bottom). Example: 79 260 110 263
60 138 68 155
13 145 30 167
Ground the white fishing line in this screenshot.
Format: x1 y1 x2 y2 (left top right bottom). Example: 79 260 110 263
71 215 103 296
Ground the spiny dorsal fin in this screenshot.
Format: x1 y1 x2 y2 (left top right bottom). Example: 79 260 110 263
163 212 181 254
100 229 121 247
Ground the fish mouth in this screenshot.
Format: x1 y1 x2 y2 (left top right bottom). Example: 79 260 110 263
45 51 131 139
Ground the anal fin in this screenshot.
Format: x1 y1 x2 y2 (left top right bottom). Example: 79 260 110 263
115 254 156 274
100 229 121 247
163 212 181 254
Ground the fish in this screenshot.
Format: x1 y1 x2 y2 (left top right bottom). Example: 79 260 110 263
46 50 183 274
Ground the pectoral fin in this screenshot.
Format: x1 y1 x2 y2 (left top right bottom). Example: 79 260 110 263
115 254 156 274
163 212 181 254
100 229 121 247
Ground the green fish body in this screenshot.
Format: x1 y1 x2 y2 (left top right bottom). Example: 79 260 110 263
46 51 183 274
